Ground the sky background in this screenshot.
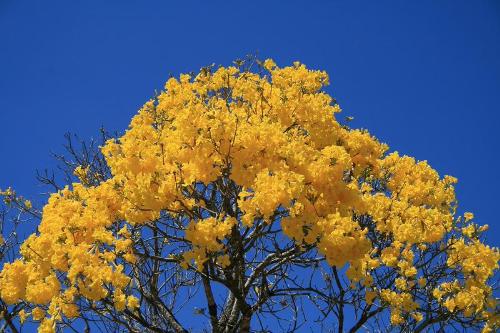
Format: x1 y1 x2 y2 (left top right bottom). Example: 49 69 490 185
1 0 499 330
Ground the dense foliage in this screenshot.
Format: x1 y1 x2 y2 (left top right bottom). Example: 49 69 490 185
0 59 498 332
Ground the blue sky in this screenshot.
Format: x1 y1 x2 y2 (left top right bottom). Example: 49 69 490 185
3 0 498 238
0 0 499 329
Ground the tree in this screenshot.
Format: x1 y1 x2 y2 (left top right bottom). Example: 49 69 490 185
0 57 498 333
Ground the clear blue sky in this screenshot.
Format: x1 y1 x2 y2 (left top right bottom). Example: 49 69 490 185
0 0 499 319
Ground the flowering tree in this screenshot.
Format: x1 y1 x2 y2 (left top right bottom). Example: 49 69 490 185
0 58 498 333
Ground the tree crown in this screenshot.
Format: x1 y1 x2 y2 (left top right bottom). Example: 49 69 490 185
0 59 498 333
